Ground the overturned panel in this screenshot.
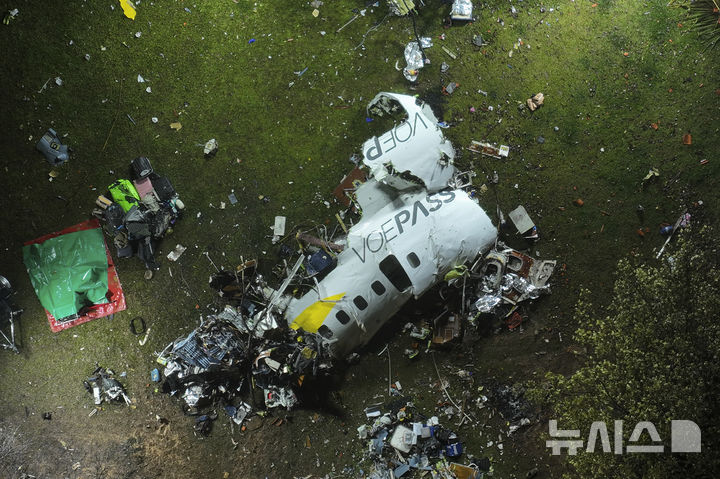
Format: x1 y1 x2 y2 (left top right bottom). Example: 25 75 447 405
362 92 456 192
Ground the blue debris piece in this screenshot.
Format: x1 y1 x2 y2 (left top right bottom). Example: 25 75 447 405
36 128 69 166
445 442 463 457
371 429 389 456
394 464 411 477
306 250 335 276
150 368 160 382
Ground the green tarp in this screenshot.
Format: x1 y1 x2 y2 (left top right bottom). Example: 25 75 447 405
23 228 109 319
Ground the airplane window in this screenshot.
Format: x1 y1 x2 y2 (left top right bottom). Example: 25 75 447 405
336 310 351 325
379 255 412 292
354 295 368 310
407 252 421 268
318 325 334 339
371 281 386 295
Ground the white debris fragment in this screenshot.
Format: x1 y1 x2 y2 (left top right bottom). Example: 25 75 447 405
167 244 187 262
204 138 218 155
273 216 286 236
137 74 145 83
146 86 152 93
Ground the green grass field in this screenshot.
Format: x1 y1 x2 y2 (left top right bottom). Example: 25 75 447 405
0 1 717 477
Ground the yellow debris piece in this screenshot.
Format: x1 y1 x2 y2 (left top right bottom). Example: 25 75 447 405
119 0 136 20
290 292 345 332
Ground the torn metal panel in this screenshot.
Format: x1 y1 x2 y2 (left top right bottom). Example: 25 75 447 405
355 179 398 217
362 93 456 192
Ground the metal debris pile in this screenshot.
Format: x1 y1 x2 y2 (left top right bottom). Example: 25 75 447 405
358 398 490 479
157 266 335 433
83 366 131 406
468 247 556 323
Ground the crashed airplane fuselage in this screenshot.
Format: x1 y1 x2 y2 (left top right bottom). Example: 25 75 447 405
283 93 497 358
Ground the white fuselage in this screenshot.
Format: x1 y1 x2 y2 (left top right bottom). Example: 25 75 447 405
284 184 497 357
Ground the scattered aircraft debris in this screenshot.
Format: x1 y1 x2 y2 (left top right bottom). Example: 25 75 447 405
157 93 556 431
